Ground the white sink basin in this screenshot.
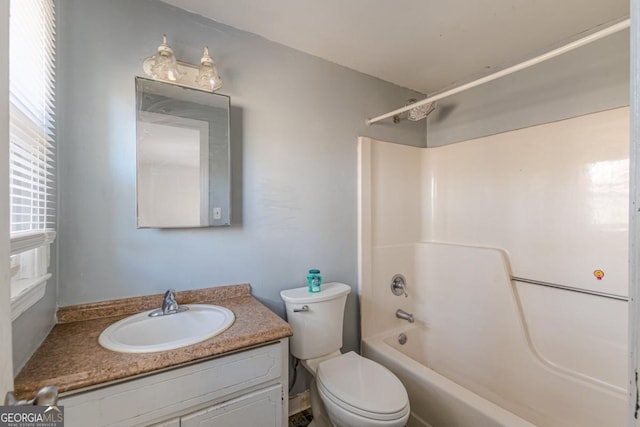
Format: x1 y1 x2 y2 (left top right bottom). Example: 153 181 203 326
99 304 235 353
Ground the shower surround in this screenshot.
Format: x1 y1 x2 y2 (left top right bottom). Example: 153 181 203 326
358 107 628 426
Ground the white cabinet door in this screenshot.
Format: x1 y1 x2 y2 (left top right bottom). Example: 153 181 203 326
148 418 179 427
181 385 282 427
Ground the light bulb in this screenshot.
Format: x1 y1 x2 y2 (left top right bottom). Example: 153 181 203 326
150 35 180 82
196 46 223 91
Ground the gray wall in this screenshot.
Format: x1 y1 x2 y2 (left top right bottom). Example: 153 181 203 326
56 0 424 363
427 30 629 146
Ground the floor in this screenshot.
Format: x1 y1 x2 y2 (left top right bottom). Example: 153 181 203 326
288 409 313 427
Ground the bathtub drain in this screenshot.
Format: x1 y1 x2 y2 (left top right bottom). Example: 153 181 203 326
398 333 407 345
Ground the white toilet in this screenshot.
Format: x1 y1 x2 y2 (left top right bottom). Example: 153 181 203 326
281 282 410 427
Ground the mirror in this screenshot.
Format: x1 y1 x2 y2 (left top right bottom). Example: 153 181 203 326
135 77 230 228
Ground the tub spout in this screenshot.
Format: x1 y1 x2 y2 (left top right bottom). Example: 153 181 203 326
396 309 414 323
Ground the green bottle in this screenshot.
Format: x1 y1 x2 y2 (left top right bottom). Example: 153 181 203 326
307 269 322 293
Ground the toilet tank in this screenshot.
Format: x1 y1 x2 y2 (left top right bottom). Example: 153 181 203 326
280 282 351 360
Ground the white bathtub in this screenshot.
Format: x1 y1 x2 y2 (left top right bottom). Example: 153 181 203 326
363 323 628 427
361 243 626 426
363 326 536 427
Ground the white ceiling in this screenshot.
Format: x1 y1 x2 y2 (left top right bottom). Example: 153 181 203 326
163 0 629 93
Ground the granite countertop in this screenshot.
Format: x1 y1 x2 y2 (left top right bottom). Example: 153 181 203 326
13 284 292 400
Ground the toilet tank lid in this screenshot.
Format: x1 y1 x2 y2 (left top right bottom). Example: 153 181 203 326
280 282 351 304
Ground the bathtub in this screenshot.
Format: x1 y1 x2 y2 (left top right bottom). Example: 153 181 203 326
363 324 628 427
361 243 626 426
363 326 536 427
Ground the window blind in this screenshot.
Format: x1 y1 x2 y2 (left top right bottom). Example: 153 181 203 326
9 0 56 243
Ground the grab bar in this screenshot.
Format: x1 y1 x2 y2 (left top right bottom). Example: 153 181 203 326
512 276 628 301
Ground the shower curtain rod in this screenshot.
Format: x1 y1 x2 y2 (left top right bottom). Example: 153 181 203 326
366 18 630 125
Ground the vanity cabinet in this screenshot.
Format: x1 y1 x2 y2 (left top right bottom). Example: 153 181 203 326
58 340 288 427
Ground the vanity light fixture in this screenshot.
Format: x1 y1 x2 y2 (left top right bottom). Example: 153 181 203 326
142 35 223 92
196 46 223 91
148 34 181 82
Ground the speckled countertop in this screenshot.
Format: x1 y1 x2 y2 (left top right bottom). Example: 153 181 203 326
13 284 292 400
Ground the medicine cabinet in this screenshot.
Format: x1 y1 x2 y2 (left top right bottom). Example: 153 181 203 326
135 77 230 228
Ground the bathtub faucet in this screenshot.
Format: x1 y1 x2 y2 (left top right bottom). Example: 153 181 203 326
395 309 414 323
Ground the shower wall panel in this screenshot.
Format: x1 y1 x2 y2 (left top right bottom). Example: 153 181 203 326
423 107 629 297
359 108 628 387
358 138 422 338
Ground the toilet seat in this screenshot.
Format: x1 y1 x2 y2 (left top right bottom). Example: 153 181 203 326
316 352 409 422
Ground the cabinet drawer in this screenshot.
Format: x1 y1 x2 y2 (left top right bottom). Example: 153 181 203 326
181 384 282 427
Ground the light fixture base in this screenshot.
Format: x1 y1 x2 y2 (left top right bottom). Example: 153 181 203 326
142 35 223 93
143 56 223 93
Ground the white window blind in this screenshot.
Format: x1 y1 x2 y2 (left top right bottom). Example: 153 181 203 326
9 0 56 245
8 0 56 317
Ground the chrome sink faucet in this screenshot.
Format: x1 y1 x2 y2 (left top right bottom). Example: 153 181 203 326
162 289 179 314
396 309 414 323
149 289 189 317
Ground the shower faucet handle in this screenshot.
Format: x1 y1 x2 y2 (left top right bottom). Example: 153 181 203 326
390 274 408 297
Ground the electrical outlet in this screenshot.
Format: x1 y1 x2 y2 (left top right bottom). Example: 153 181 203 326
213 208 221 220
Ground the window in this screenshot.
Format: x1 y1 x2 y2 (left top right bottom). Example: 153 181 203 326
9 0 56 320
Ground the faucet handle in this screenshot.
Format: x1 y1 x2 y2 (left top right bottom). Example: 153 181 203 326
162 289 178 314
390 274 408 297
149 289 188 317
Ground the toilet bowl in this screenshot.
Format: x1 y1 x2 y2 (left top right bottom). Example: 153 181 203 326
281 283 410 427
314 352 409 427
